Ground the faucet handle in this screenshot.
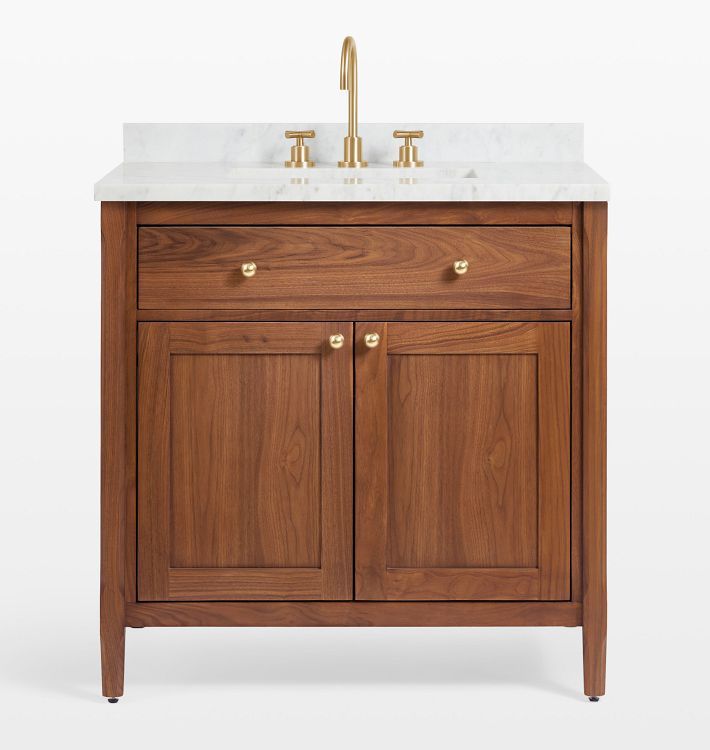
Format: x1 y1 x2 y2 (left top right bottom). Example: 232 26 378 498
285 130 316 140
393 130 424 167
393 130 424 140
284 130 315 168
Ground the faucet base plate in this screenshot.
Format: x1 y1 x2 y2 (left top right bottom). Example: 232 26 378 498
339 135 367 168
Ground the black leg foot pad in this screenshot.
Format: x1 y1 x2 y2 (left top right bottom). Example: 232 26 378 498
108 697 119 704
588 696 600 702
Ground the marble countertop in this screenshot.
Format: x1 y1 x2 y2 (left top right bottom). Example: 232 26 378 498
94 124 609 202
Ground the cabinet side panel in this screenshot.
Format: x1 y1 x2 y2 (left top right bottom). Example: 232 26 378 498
582 202 607 696
100 201 135 697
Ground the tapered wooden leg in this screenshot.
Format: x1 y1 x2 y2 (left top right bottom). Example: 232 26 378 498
582 202 607 699
583 616 606 698
101 618 125 698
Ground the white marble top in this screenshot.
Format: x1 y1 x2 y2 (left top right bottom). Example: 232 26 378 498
94 124 609 202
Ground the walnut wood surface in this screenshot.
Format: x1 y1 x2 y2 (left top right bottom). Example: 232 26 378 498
137 201 573 226
100 202 136 698
137 309 574 322
170 353 320 568
137 322 353 600
355 322 570 601
387 353 538 568
582 203 607 697
99 199 606 699
138 226 571 310
126 601 582 628
571 203 583 602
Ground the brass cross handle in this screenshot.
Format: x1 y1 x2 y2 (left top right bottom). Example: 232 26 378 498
285 130 316 168
393 130 424 168
285 130 316 143
393 130 424 142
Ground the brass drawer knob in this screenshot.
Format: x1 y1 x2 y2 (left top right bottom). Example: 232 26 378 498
453 259 469 275
329 333 345 349
241 262 257 278
364 332 380 348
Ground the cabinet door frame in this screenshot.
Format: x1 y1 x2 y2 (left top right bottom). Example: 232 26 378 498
355 321 570 601
137 322 353 601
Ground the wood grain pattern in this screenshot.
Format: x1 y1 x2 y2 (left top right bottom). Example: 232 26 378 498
137 309 575 322
137 322 353 601
538 324 572 599
167 569 323 600
383 568 541 600
571 203 583 601
355 322 570 602
387 353 538 568
167 322 326 353
137 201 574 226
138 226 571 310
137 324 171 599
582 202 607 697
100 202 135 698
127 601 582 628
386 321 540 354
170 353 320 568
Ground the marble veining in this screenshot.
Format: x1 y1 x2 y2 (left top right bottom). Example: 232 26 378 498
123 123 584 164
94 123 609 202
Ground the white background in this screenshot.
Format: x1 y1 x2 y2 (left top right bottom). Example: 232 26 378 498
1 0 709 747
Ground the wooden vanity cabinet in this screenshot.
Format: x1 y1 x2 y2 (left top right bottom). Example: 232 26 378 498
101 201 606 699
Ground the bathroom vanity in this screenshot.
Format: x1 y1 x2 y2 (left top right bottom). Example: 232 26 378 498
95 120 608 702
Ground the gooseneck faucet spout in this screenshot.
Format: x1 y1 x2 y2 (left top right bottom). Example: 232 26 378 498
338 36 367 167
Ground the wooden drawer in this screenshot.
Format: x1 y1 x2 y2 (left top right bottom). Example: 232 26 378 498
138 226 571 310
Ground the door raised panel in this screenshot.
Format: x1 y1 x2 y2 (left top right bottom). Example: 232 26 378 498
170 353 320 569
387 353 538 569
355 322 570 601
138 322 353 601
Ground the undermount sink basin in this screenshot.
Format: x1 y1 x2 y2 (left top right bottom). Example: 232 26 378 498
226 165 478 181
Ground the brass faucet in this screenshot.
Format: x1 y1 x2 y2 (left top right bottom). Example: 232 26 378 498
338 36 367 167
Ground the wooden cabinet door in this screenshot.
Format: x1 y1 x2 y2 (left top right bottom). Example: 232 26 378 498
138 323 352 601
355 322 570 601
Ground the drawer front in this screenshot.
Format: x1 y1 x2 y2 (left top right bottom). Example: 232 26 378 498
138 226 571 310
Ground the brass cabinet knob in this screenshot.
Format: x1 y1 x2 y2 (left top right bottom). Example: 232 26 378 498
329 333 345 349
453 259 469 275
241 261 257 278
364 332 381 348
393 129 424 168
285 130 315 168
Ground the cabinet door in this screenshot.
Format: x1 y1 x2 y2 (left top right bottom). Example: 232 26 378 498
355 322 570 601
138 323 352 601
